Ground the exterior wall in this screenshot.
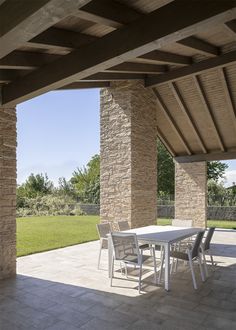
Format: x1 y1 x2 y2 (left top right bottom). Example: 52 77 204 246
100 81 157 228
0 107 17 279
175 161 207 227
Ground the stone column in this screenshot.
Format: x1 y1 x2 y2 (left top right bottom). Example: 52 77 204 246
0 107 17 279
175 161 207 227
100 81 157 228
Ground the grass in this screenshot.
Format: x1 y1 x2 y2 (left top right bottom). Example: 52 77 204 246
17 216 236 257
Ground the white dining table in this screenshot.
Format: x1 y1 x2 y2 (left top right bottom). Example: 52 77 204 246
108 225 203 291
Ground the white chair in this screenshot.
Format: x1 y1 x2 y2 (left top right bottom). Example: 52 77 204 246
110 232 157 293
200 227 216 276
96 222 112 269
117 220 130 231
166 231 206 289
172 219 193 227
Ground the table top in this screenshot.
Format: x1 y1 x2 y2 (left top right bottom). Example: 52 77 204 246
124 225 203 244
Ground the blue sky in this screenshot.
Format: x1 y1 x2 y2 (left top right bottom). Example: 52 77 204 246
17 89 236 186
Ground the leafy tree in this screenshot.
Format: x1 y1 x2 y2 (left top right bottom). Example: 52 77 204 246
71 154 100 203
207 161 228 182
56 177 76 199
19 173 54 199
157 140 175 196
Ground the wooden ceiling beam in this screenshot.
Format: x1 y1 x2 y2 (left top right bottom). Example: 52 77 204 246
106 62 167 74
224 19 236 33
0 0 92 59
0 51 60 70
175 150 236 163
27 27 96 51
170 82 208 154
138 50 192 66
75 0 142 28
83 72 145 81
0 69 28 83
146 49 236 87
218 67 236 133
193 75 226 152
2 0 236 106
58 81 110 89
177 36 219 56
156 126 176 157
153 88 192 155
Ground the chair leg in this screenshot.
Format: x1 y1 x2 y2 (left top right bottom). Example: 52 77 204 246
110 257 114 287
198 255 205 282
201 250 208 277
98 245 102 269
158 247 165 284
138 263 142 293
209 250 215 267
152 247 157 284
188 252 197 290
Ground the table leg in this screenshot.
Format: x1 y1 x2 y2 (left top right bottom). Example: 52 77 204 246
164 243 170 291
108 235 112 278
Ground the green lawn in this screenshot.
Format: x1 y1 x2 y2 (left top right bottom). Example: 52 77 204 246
17 216 236 257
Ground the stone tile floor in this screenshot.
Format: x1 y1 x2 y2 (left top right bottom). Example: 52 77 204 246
0 228 236 329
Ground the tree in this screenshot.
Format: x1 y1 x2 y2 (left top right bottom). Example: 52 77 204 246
207 161 228 182
157 140 175 196
71 154 100 203
56 177 76 199
19 173 54 198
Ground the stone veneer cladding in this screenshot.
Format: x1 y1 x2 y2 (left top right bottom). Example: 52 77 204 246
0 107 16 279
175 161 207 228
100 81 157 228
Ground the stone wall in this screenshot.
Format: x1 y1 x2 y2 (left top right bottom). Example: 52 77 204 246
100 80 157 228
175 161 207 227
0 107 17 279
79 204 100 216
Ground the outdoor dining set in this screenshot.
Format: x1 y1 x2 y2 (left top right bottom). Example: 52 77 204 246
96 220 215 293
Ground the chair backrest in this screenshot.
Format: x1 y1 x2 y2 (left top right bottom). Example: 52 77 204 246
117 220 130 231
96 222 111 239
191 231 205 259
111 232 140 264
203 227 215 251
172 219 193 227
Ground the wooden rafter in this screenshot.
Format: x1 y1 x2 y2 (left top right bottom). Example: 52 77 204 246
138 50 192 66
176 150 236 163
2 0 236 106
58 81 110 89
170 82 207 154
156 126 176 157
106 62 167 74
177 36 219 56
82 72 145 81
193 75 226 152
153 88 192 155
146 50 236 87
218 67 236 132
0 0 92 59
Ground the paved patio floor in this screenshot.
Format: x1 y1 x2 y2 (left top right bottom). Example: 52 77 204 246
0 228 236 329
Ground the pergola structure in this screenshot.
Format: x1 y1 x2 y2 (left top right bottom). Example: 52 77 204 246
1 0 236 279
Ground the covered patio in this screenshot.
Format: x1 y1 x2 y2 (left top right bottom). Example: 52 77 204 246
1 0 236 328
0 228 235 329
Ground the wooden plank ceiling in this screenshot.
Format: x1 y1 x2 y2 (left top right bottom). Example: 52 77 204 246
0 0 236 163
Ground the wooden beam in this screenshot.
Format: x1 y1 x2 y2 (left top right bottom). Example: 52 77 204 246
0 51 60 70
193 75 226 152
170 82 208 154
83 72 145 81
225 19 236 33
177 36 219 56
138 50 192 66
146 50 236 87
0 70 28 83
2 0 236 106
175 150 236 163
218 67 236 132
0 0 92 59
27 27 96 51
106 62 167 74
153 88 192 155
156 126 176 157
58 81 110 89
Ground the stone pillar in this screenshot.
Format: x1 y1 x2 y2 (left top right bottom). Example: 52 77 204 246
0 107 17 279
175 161 207 228
100 81 157 228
